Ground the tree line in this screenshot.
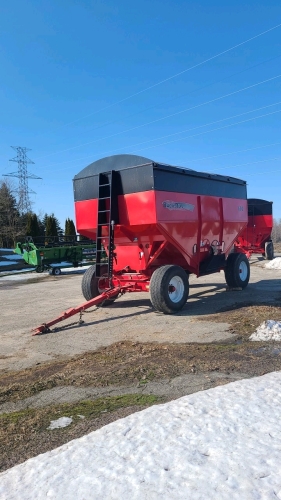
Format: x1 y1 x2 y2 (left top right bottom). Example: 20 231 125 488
0 179 77 248
272 219 281 244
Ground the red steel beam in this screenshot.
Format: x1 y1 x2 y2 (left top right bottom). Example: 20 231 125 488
31 286 121 335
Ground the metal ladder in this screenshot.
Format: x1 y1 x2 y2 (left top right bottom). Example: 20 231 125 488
95 171 118 284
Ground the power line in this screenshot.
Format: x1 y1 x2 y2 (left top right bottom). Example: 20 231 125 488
38 139 281 173
127 108 281 156
177 141 281 164
207 157 281 172
4 147 42 214
42 104 281 174
72 53 281 138
96 100 281 152
70 107 281 160
53 22 281 129
35 73 281 160
246 167 281 176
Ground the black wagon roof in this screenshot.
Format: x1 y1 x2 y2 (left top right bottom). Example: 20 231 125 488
74 154 246 184
73 154 247 202
247 199 273 216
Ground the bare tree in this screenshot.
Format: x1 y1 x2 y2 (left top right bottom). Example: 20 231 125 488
0 179 23 247
272 218 281 243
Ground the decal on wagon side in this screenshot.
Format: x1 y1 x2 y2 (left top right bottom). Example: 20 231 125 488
162 200 195 212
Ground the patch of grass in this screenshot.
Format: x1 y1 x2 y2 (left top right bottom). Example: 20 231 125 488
0 394 160 430
1 305 281 406
212 344 239 350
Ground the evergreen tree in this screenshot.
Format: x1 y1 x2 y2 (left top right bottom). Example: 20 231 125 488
41 213 49 233
42 213 63 239
26 213 33 236
26 213 40 238
45 215 58 237
0 180 20 247
65 218 70 236
51 213 63 238
65 218 76 237
68 219 76 236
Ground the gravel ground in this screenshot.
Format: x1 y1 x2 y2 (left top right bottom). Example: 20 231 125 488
0 256 280 372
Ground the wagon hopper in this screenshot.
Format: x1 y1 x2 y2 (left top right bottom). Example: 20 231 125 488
234 198 274 260
74 154 249 314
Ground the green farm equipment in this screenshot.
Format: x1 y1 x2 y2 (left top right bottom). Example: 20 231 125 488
14 237 97 275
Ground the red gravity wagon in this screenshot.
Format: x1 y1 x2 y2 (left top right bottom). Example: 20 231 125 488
234 198 274 260
74 154 250 314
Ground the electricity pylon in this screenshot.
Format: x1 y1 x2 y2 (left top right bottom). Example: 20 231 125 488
4 146 42 213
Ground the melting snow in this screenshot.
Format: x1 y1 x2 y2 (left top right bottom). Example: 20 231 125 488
1 373 281 499
265 257 281 270
250 320 281 341
47 417 73 430
0 261 18 267
3 254 24 261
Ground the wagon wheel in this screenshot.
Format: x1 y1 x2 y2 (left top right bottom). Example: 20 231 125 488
265 241 274 260
150 265 189 314
224 253 250 289
52 268 62 276
36 265 45 273
81 264 118 306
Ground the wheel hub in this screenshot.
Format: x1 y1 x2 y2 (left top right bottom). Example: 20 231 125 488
168 276 184 303
239 261 248 281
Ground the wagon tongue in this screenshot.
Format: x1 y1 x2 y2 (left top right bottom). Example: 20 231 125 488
31 286 121 335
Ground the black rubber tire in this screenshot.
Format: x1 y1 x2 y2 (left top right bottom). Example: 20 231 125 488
224 253 250 289
81 264 118 306
52 268 61 276
36 265 44 273
150 265 189 314
265 241 274 260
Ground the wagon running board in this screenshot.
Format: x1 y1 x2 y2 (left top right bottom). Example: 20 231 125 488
31 286 122 335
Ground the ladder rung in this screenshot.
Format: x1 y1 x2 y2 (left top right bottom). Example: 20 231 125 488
98 210 110 213
98 197 111 201
99 183 111 187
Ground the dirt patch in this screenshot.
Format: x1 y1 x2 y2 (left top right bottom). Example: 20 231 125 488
1 302 281 405
201 303 281 338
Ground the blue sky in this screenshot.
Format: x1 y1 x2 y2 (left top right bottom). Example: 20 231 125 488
0 0 281 227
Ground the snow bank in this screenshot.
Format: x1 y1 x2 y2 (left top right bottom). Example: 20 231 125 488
47 417 73 430
0 271 41 281
250 320 281 341
3 254 23 261
0 261 18 267
265 257 281 270
1 373 281 499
